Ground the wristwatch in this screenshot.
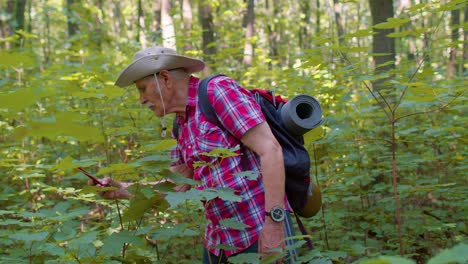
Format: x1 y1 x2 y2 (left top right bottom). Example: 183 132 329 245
266 206 285 223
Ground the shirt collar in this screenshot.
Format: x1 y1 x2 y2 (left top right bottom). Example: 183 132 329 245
186 76 201 107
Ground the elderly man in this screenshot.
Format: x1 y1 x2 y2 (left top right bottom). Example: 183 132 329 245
93 46 297 263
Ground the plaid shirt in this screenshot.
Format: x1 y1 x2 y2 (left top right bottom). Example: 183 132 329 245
171 75 266 257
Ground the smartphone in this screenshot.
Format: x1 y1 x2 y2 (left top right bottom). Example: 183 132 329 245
77 167 106 186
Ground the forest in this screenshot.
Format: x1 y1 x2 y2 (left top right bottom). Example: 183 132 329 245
0 0 466 263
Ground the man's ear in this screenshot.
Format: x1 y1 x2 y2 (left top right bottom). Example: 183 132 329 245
159 70 174 91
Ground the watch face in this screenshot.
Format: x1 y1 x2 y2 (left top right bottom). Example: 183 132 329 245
271 207 285 222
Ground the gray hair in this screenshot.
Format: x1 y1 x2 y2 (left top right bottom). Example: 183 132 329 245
168 68 190 80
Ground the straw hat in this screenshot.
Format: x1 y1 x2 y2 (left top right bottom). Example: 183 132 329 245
115 46 205 87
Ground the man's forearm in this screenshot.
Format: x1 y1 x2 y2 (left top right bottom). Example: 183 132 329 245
260 149 286 211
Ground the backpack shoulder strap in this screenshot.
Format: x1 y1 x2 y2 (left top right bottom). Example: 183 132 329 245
198 74 225 126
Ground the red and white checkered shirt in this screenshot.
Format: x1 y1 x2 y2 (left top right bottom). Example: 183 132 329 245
171 75 266 257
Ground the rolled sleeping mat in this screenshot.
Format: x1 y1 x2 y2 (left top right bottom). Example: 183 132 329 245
280 94 324 136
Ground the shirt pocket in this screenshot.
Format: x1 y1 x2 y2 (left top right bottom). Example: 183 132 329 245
193 120 236 161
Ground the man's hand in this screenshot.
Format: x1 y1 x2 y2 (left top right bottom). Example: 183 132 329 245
87 177 132 199
170 164 194 179
259 218 285 263
170 164 193 192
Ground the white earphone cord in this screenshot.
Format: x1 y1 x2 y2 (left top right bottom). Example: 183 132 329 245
154 73 167 137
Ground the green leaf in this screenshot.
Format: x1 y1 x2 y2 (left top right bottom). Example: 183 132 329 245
122 191 168 222
357 256 415 264
10 231 49 242
406 3 427 12
12 115 106 143
53 221 78 241
233 170 260 181
373 18 410 29
219 218 249 230
54 156 78 171
97 85 125 98
80 185 117 194
344 29 374 39
0 89 44 112
304 126 325 144
37 242 66 256
151 223 199 241
0 51 35 68
436 0 466 11
100 231 144 256
68 231 99 258
97 163 137 175
165 187 241 208
201 146 240 159
134 154 169 164
229 253 260 264
153 139 177 150
427 243 468 264
211 244 238 251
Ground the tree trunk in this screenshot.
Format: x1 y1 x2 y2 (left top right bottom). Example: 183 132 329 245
198 0 216 70
316 0 320 36
299 0 311 50
152 1 162 43
265 0 278 62
137 0 146 45
448 8 460 78
27 0 32 33
333 0 345 47
161 0 175 49
243 0 255 66
113 1 124 36
369 0 396 100
0 1 14 49
95 0 104 50
14 0 26 47
464 6 468 74
181 0 193 51
43 1 51 63
66 0 79 38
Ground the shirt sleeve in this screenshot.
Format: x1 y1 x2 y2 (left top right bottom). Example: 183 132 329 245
207 76 265 139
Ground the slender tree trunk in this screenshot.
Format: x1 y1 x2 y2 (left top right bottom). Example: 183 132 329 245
161 0 175 49
66 0 79 38
27 0 32 33
448 9 460 78
3 0 14 49
43 0 51 63
464 6 468 74
333 0 345 47
95 0 104 50
113 1 124 36
181 0 193 51
198 0 216 70
152 1 162 43
13 0 26 47
265 0 278 62
299 0 311 50
316 0 320 36
243 0 255 66
137 0 146 45
369 0 396 100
